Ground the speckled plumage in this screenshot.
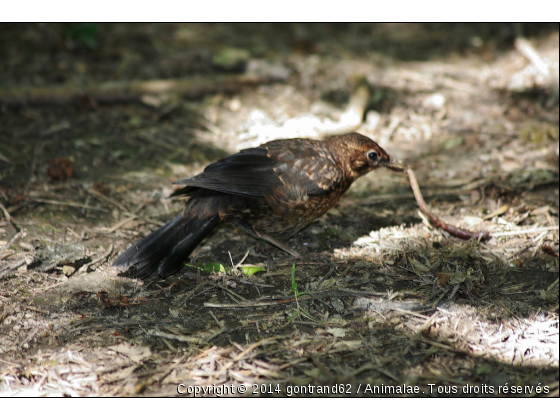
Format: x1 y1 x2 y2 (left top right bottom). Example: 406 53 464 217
113 132 392 278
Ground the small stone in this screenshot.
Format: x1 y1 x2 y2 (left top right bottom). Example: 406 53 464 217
62 265 75 276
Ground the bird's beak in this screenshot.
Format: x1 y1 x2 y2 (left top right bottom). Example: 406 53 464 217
383 158 408 173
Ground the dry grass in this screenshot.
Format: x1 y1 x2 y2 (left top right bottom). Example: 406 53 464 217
0 24 558 397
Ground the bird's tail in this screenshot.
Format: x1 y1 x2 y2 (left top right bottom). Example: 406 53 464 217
112 213 220 278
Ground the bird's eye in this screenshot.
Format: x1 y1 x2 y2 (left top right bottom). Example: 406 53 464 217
367 151 378 161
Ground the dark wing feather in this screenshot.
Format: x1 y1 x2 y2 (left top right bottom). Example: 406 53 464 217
173 147 282 197
172 140 341 198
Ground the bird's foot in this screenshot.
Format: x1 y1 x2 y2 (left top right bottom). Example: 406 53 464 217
259 233 302 259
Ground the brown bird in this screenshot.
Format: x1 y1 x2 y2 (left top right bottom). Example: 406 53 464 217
113 132 394 278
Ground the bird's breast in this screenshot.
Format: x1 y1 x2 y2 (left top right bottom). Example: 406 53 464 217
250 185 350 239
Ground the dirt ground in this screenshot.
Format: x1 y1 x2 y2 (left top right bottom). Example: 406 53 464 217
0 23 558 397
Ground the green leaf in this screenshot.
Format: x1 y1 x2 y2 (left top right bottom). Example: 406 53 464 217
299 308 321 322
291 263 298 295
240 266 265 276
202 263 227 273
183 262 226 273
185 262 265 276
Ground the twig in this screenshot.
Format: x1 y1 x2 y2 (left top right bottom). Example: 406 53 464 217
204 327 228 343
238 279 274 288
31 198 108 212
0 71 288 107
0 152 11 164
0 259 26 279
407 167 489 240
0 201 12 222
155 327 226 345
98 216 138 233
0 358 21 366
392 307 431 319
215 284 247 303
78 244 114 273
176 279 213 305
515 38 550 76
147 329 202 344
491 226 558 238
208 310 222 328
387 162 490 240
87 188 129 213
204 301 280 308
355 187 484 206
0 201 20 233
22 305 50 315
515 37 559 105
233 336 284 361
234 249 250 270
38 279 70 292
547 278 559 292
70 319 173 332
0 230 24 252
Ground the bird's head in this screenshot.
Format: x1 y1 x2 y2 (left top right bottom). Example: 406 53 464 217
327 132 393 179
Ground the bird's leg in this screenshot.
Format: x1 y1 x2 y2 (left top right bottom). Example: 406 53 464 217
257 232 302 259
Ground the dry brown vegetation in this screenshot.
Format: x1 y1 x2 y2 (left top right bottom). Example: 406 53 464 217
0 23 558 397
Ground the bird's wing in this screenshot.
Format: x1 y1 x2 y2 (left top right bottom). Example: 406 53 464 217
172 141 342 198
173 147 282 197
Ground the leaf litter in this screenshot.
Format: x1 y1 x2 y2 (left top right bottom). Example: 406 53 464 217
0 24 558 397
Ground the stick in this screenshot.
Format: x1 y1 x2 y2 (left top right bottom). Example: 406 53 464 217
22 305 50 315
99 216 138 233
407 167 490 240
70 319 173 332
515 38 551 78
232 336 284 361
147 330 202 344
0 71 288 107
78 244 114 273
386 162 490 240
0 358 21 366
0 259 26 279
0 202 12 222
0 201 20 233
491 226 559 238
204 301 280 308
0 230 24 252
31 198 108 212
87 188 129 213
515 37 559 105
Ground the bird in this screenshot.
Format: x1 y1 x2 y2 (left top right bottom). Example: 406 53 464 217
113 132 395 278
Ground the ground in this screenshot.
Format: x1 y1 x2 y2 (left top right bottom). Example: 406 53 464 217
0 23 558 397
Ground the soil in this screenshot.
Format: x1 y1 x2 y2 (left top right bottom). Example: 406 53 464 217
0 23 558 397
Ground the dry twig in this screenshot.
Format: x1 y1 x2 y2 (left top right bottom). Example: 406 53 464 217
387 162 490 240
79 244 114 273
31 198 108 212
0 72 288 106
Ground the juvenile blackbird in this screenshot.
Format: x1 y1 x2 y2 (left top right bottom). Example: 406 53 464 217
113 132 393 278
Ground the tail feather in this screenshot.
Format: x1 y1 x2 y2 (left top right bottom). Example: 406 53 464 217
113 213 220 278
113 214 184 267
158 216 219 277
